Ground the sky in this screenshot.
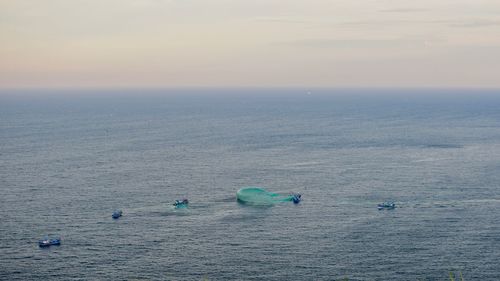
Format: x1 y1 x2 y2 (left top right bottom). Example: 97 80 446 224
1 0 500 88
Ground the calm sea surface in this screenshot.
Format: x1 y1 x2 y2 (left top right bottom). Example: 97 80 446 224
1 89 500 280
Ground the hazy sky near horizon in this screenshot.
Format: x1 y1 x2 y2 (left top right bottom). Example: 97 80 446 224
1 0 500 88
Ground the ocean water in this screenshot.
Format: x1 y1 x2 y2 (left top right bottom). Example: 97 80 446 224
1 88 500 280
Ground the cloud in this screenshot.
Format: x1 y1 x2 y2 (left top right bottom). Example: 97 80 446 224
378 8 430 13
335 19 460 28
337 18 500 29
276 38 428 49
338 19 421 27
449 19 500 28
251 17 311 24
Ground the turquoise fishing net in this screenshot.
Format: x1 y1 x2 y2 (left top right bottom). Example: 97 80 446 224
236 187 294 205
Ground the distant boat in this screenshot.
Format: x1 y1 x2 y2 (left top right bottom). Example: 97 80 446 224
39 236 61 247
49 238 61 245
39 237 51 247
378 202 396 210
112 210 123 219
173 199 189 208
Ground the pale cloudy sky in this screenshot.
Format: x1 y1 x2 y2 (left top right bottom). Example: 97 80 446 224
1 0 500 88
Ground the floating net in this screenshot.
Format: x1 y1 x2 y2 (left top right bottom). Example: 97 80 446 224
236 187 294 205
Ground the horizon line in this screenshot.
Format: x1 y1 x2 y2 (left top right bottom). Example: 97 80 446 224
1 86 500 91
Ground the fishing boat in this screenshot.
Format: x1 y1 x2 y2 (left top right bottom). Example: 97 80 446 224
173 199 189 208
292 193 302 204
39 236 61 247
112 210 123 219
378 202 396 210
49 238 61 245
39 237 51 247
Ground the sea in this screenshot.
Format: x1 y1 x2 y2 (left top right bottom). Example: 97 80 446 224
1 88 499 280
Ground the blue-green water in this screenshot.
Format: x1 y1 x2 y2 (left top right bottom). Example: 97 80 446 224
1 89 500 280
